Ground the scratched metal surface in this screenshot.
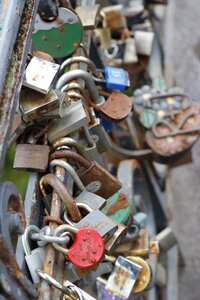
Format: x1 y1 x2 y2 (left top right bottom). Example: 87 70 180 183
165 1 200 299
0 0 39 174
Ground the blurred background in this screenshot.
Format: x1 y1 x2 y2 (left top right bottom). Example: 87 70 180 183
166 0 200 299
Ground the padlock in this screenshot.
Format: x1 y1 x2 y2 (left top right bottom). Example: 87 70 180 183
104 219 127 253
49 149 122 199
88 114 111 153
66 202 127 253
47 100 89 143
123 38 138 64
126 256 152 293
76 159 122 199
104 66 130 91
98 91 133 122
75 4 101 30
52 224 104 268
105 256 142 299
20 88 70 122
134 31 155 56
32 7 83 58
75 190 106 211
22 225 45 284
23 56 60 94
13 143 50 172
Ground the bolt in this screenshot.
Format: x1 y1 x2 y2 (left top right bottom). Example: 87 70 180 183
93 249 97 254
91 258 96 263
56 44 61 49
82 257 86 261
83 237 87 241
98 242 102 247
87 230 91 234
42 35 47 41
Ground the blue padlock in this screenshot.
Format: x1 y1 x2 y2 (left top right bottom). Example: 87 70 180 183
104 66 130 91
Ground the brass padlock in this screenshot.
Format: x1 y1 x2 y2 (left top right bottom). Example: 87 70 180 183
49 149 122 199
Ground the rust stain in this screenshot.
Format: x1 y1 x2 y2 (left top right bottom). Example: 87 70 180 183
107 193 129 215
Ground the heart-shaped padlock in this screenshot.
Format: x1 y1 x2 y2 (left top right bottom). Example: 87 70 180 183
53 225 104 268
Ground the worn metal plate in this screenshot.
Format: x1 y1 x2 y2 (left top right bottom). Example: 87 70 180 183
14 144 50 172
100 92 132 122
32 7 83 58
106 256 141 299
76 4 100 29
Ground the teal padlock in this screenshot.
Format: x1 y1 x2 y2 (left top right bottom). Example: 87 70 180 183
32 7 83 58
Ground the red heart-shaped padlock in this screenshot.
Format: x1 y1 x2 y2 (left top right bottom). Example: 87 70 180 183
67 227 104 268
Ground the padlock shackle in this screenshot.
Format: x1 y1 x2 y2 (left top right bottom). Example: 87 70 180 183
49 159 86 192
56 69 105 106
60 56 99 78
60 82 84 95
39 174 82 222
22 225 40 256
53 224 78 255
51 137 86 157
49 150 91 169
63 202 93 226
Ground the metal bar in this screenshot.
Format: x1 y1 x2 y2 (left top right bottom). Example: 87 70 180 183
0 0 40 173
166 245 178 300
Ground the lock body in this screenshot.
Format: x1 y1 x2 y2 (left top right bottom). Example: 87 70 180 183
77 161 122 199
23 56 60 94
14 144 50 172
75 190 107 210
47 101 89 143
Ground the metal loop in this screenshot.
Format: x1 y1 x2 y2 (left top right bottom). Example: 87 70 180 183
22 225 40 256
63 202 93 226
49 159 86 192
53 225 78 256
60 56 99 78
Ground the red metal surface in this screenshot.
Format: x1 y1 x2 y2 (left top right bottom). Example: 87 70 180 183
67 228 104 268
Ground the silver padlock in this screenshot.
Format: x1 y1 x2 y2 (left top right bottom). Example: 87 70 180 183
20 88 70 122
123 37 138 64
22 225 45 284
47 100 89 143
64 203 118 242
23 56 60 94
135 30 155 56
75 190 107 210
106 256 142 299
104 220 127 253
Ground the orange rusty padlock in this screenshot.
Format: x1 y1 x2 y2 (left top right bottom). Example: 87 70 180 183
52 224 104 268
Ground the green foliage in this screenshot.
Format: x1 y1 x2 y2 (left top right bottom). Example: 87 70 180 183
1 145 28 197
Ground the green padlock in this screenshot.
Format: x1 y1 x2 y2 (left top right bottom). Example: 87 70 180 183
32 7 83 58
102 192 132 225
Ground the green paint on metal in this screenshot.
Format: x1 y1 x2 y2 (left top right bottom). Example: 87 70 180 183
32 22 83 58
102 192 132 224
140 109 156 129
